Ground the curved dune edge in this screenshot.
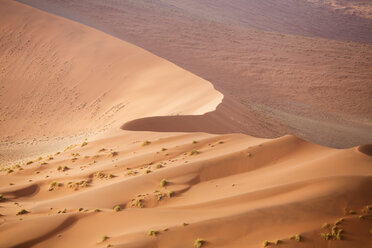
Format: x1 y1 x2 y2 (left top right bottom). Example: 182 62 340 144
0 132 371 248
0 1 372 248
0 0 222 163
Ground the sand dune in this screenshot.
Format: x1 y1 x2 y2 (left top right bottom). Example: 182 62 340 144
0 0 371 248
15 0 372 148
0 0 222 163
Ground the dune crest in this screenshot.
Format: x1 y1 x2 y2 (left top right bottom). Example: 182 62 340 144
0 0 222 162
0 1 371 248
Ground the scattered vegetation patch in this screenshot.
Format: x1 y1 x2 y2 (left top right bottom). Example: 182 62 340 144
142 140 151 146
344 208 356 215
49 181 61 191
194 238 205 248
148 230 158 237
136 199 144 208
295 234 301 242
109 151 118 157
322 223 330 229
95 171 105 178
189 149 199 155
57 165 69 172
154 163 162 169
160 179 167 187
321 233 332 240
16 209 29 215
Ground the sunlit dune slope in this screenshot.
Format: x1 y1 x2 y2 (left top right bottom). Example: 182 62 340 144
0 132 371 248
0 0 222 156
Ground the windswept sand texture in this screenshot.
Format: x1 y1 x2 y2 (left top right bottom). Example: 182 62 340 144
16 0 372 148
0 0 372 248
0 0 222 162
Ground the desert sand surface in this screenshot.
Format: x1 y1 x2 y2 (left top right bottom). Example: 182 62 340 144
0 0 372 248
0 0 222 163
16 0 372 148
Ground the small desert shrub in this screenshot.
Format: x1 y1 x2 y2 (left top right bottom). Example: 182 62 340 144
114 205 121 212
359 215 365 220
95 171 105 178
78 208 84 212
145 169 151 174
160 179 167 187
148 230 158 237
109 151 118 157
218 141 224 144
142 140 151 146
16 209 29 215
49 181 60 191
102 235 109 242
7 168 13 174
46 156 54 161
136 199 144 208
336 229 343 240
26 161 33 165
182 222 188 226
321 233 332 240
55 152 60 156
189 149 199 155
194 238 205 248
0 194 4 201
168 191 174 198
94 208 101 212
263 240 269 247
322 223 330 229
192 140 197 144
295 234 301 242
81 141 88 147
99 148 106 152
275 240 281 244
335 218 344 225
154 163 162 169
161 148 167 151
106 174 115 179
247 152 251 157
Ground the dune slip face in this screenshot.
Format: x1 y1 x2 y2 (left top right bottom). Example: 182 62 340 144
0 0 222 163
15 0 372 148
0 0 372 248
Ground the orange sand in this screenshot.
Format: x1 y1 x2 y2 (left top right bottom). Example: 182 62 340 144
0 1 371 248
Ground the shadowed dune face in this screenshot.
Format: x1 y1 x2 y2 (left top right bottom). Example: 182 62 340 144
358 144 372 156
0 1 372 248
15 0 372 148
